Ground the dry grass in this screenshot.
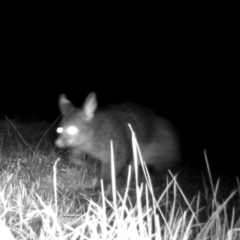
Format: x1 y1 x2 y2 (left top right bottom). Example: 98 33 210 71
0 118 239 239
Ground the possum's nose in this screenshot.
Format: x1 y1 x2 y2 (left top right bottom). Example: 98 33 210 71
55 137 65 148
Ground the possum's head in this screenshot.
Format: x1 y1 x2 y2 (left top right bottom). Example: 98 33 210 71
55 93 97 148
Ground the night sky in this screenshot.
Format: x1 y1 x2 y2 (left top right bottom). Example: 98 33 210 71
1 15 238 179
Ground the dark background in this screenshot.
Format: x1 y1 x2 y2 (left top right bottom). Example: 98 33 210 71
0 8 239 178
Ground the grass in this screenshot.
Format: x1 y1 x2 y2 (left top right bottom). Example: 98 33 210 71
0 118 239 239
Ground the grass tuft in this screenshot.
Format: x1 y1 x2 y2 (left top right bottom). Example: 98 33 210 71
0 119 239 239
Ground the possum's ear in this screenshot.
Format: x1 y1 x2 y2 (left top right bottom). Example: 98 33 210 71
59 94 75 115
83 92 97 120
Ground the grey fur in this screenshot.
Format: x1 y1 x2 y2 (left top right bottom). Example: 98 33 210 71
55 93 180 186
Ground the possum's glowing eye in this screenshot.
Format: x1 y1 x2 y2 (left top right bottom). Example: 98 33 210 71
66 126 78 135
57 127 63 133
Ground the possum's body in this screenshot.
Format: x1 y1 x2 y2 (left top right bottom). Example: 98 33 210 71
55 93 180 186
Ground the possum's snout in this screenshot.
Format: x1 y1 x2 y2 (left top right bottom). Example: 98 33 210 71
55 137 66 148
